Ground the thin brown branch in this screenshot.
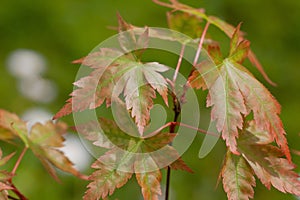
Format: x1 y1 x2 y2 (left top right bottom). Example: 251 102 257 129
10 183 28 200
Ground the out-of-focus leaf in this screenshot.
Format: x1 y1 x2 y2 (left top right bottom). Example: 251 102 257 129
0 182 13 192
221 151 255 200
167 12 202 38
28 121 82 181
0 110 82 180
0 190 8 200
0 109 25 142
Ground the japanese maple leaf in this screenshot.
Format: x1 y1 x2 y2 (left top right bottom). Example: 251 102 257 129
167 11 203 38
82 117 192 200
221 122 300 200
55 48 169 135
84 161 132 200
237 123 300 195
164 0 276 86
0 110 81 181
135 157 162 200
117 14 149 57
0 109 21 141
27 121 82 181
188 25 290 160
221 151 255 200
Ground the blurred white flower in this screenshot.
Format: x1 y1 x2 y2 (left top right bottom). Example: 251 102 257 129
6 49 46 79
18 78 57 103
22 108 53 131
60 134 92 171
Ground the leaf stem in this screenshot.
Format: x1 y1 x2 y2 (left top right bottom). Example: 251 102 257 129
6 147 29 200
193 21 210 67
172 44 186 84
180 21 210 104
152 0 174 8
11 147 28 177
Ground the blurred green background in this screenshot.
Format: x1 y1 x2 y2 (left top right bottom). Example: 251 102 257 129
1 0 300 199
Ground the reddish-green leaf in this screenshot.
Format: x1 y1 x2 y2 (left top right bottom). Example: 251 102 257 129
78 117 135 150
28 121 82 180
0 109 24 142
207 43 223 65
53 48 124 119
82 116 192 198
189 32 290 159
135 158 162 200
55 49 169 135
167 11 203 38
164 0 276 85
221 151 255 200
84 161 133 200
169 156 193 173
229 24 250 64
237 124 300 195
136 170 162 200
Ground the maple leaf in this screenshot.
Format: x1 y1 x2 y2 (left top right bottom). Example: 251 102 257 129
84 161 132 200
0 109 22 141
221 122 300 199
167 11 203 38
117 14 149 57
221 151 255 200
237 124 300 195
83 117 190 170
77 117 134 150
82 116 192 199
0 110 82 180
136 171 162 200
55 48 169 135
158 0 276 86
188 25 290 159
53 48 124 119
27 121 82 181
